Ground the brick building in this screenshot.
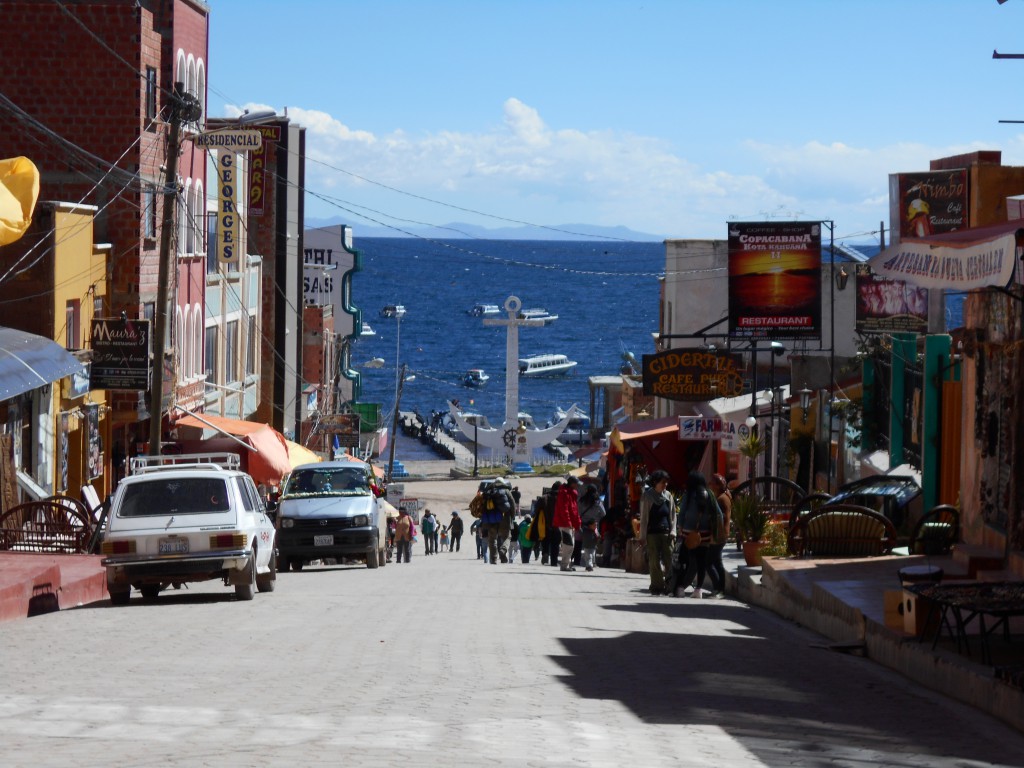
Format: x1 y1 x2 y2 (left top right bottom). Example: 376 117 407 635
0 0 211 477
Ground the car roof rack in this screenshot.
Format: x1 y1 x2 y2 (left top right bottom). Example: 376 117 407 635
129 453 241 474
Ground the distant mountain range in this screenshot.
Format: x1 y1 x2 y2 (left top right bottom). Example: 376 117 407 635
304 217 666 242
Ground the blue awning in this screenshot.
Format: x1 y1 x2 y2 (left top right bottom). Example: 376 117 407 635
0 326 83 401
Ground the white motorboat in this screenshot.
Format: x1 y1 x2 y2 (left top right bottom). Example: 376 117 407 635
552 406 591 443
463 368 490 388
380 304 406 319
467 303 501 317
360 322 376 337
517 308 558 324
518 353 577 376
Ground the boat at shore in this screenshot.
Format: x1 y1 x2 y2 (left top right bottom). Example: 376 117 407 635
467 303 501 317
518 353 577 376
380 304 406 319
517 307 558 324
360 322 376 337
463 368 490 388
551 406 591 443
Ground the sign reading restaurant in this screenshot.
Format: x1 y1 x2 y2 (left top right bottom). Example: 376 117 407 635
642 349 744 402
727 221 822 340
89 317 151 390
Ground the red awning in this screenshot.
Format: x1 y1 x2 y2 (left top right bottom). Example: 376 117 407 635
617 416 680 441
175 413 291 487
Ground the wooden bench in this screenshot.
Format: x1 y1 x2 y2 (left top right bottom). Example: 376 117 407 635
787 503 897 558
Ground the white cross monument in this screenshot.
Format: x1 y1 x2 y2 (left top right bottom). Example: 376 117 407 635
447 295 580 470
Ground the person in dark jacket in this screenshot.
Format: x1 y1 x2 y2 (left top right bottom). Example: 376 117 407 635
578 484 607 571
446 511 464 553
638 470 674 595
540 481 562 567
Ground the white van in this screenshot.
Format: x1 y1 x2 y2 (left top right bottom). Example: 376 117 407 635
272 458 388 570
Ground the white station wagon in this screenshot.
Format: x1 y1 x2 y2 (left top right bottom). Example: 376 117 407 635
101 453 277 604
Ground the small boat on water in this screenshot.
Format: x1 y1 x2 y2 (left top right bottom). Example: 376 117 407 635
518 353 577 376
360 322 376 337
467 303 501 317
463 368 490 388
552 406 591 443
517 308 558 324
380 304 406 319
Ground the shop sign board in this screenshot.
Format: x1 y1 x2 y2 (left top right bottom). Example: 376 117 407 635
642 348 744 401
678 416 735 443
89 318 151 390
315 413 360 447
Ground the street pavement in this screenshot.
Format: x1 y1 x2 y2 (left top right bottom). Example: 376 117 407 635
1 474 1023 767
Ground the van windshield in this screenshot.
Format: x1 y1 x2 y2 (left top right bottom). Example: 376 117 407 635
119 478 231 517
283 467 369 498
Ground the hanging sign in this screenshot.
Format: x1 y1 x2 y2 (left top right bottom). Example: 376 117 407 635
642 348 744 401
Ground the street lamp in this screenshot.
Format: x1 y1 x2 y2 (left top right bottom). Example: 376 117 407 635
798 385 813 424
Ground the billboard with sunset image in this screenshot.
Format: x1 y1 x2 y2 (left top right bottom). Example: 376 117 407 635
727 221 822 340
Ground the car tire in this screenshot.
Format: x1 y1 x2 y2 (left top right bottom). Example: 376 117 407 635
257 549 277 593
367 540 380 569
379 546 387 567
109 589 130 606
140 584 160 601
235 553 257 601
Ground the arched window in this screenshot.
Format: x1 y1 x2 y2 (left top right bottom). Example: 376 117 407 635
181 178 193 255
176 307 185 383
176 50 187 89
195 60 206 126
186 55 197 131
193 304 203 379
193 181 204 255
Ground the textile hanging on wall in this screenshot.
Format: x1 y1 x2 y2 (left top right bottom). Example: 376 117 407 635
974 342 1018 535
58 413 69 494
85 404 102 481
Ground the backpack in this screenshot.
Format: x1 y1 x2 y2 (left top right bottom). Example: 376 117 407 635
422 515 435 534
485 485 513 514
519 521 533 549
469 494 486 518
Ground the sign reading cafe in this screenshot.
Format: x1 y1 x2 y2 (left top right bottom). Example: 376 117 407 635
642 349 745 402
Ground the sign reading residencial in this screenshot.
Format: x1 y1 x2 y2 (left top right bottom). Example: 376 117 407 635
642 349 744 401
194 129 263 150
89 318 151 390
728 221 822 340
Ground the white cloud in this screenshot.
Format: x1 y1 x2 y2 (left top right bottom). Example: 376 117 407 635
231 98 1002 241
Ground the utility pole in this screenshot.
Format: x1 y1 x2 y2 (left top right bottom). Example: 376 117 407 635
148 83 200 456
386 363 407 484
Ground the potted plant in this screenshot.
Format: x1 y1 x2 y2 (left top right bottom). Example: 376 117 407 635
732 493 769 566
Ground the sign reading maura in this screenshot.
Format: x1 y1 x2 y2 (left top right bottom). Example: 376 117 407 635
642 349 744 402
90 318 151 390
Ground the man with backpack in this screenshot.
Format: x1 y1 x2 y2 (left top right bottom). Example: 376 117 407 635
420 509 437 555
480 478 515 564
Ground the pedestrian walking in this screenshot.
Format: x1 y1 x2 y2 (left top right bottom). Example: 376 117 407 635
554 476 582 571
578 484 606 571
480 478 516 564
674 471 723 598
538 481 561 567
518 513 534 563
394 508 414 564
638 469 674 595
706 474 732 596
421 509 437 555
447 511 464 553
471 518 485 560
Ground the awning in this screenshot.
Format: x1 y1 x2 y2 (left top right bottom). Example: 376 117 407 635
616 416 680 441
175 412 291 487
0 326 83 401
611 416 710 490
284 439 321 470
867 219 1024 290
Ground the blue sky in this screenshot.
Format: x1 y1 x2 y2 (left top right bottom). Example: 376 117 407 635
208 0 1024 243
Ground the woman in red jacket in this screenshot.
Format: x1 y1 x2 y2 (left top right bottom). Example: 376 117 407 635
554 476 582 571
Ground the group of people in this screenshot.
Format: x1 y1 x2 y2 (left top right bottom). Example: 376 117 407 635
390 508 465 563
467 475 608 572
639 470 732 598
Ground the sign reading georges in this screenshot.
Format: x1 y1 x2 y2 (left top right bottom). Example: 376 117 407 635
642 349 744 402
89 318 151 390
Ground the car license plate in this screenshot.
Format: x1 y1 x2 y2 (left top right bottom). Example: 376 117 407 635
159 537 189 554
314 534 334 546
